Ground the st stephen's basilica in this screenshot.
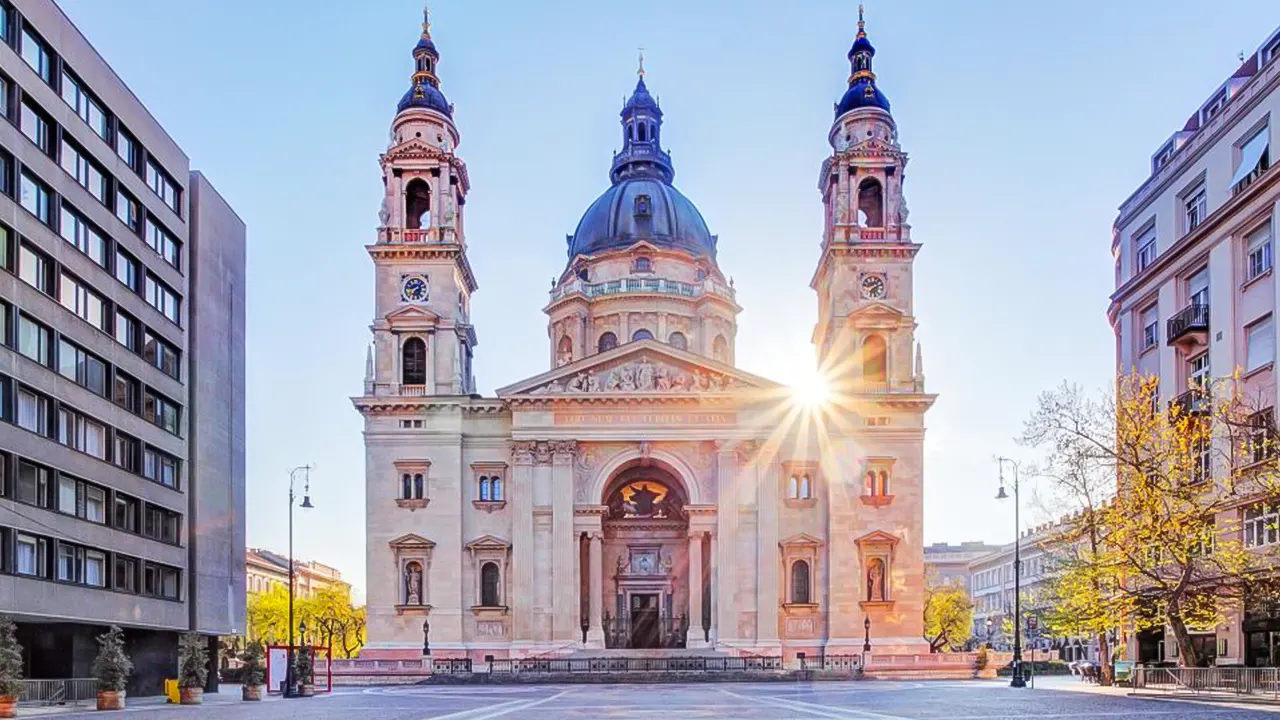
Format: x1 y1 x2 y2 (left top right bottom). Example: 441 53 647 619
354 5 935 661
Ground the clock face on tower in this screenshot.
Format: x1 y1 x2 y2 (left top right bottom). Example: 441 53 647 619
861 274 887 300
402 276 429 303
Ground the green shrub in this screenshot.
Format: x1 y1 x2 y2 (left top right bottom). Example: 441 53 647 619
0 616 24 698
241 640 266 687
91 626 132 692
178 633 208 689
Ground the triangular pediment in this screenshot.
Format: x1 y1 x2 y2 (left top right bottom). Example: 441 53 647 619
779 533 825 549
384 136 451 161
848 301 904 319
465 535 512 552
383 304 442 331
496 339 780 398
389 533 435 550
854 530 900 548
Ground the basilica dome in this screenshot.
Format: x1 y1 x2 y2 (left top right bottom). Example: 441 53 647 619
568 178 716 260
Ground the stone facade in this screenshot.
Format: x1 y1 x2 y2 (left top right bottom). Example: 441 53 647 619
355 8 933 661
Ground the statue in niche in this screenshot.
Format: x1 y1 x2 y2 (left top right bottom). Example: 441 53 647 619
635 358 655 391
834 190 848 224
442 193 456 226
866 558 885 602
405 563 423 605
659 552 673 576
628 483 660 517
615 554 628 575
897 195 910 226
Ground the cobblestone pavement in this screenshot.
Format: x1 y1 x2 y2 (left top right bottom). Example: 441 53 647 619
31 680 1280 719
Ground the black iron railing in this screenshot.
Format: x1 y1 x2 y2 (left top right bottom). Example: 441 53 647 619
1170 388 1211 416
487 655 784 674
1167 303 1210 345
431 658 473 674
798 653 864 672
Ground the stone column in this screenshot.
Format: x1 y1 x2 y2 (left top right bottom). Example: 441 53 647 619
716 443 741 643
391 333 402 394
709 533 718 644
551 442 578 641
756 460 779 645
587 532 604 647
511 443 536 643
619 312 630 345
657 313 668 343
425 331 436 393
687 530 706 648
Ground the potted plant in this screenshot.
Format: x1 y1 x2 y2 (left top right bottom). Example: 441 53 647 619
294 646 315 697
0 616 23 719
241 640 265 701
91 626 132 710
974 647 996 679
177 633 208 705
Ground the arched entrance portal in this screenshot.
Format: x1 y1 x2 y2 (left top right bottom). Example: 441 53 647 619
599 464 690 649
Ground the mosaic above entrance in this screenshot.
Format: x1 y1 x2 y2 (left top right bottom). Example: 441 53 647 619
607 480 686 520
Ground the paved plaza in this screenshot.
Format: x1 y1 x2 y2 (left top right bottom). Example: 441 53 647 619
28 679 1280 719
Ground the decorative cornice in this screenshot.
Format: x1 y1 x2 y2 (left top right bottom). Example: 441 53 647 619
366 244 479 294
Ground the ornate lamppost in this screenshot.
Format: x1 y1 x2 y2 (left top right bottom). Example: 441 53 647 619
284 465 314 698
863 615 872 652
996 457 1026 688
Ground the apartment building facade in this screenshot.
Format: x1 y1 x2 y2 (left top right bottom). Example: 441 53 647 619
1109 25 1280 667
246 548 351 599
967 527 1066 655
0 0 245 694
923 541 1000 589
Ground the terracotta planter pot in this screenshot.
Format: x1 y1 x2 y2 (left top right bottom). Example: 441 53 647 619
0 695 16 719
299 683 315 697
179 687 203 705
96 690 126 711
242 684 263 701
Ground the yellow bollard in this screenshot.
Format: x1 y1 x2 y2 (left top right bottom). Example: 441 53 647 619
165 679 179 703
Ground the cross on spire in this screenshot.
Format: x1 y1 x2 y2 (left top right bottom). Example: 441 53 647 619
638 47 646 78
422 0 432 38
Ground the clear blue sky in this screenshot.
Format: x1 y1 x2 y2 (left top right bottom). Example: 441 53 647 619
57 0 1277 598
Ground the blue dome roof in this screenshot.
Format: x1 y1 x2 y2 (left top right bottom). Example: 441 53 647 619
567 178 716 260
398 81 452 116
836 77 890 117
849 34 875 57
415 36 439 57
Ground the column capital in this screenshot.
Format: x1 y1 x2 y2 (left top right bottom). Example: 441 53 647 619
551 440 578 463
511 441 536 465
590 530 604 542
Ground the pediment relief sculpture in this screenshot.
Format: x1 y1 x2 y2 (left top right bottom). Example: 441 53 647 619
531 357 740 395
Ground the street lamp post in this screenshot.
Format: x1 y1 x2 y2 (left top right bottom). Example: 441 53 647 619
863 615 872 653
986 617 994 648
285 465 314 698
996 457 1026 688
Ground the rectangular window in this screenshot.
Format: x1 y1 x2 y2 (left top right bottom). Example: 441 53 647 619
143 331 180 379
15 460 48 507
0 224 11 272
144 217 180 268
1136 231 1157 272
143 447 178 488
19 99 50 153
144 505 181 545
59 69 109 140
145 160 180 214
115 188 140 232
18 244 50 294
17 314 51 365
1189 267 1210 307
20 28 51 83
84 549 105 586
57 475 76 515
1203 89 1228 123
145 275 181 325
59 139 107 205
1231 126 1271 194
19 171 51 224
56 543 75 582
1141 305 1158 350
1247 315 1275 373
114 310 138 351
113 371 140 413
1184 184 1207 233
1190 352 1211 389
1250 409 1277 465
114 555 138 592
113 432 139 473
114 493 140 533
16 388 47 435
143 389 180 435
58 339 107 396
115 126 138 170
59 205 108 267
57 405 106 459
1248 222 1274 282
59 272 107 331
15 534 46 577
115 248 139 291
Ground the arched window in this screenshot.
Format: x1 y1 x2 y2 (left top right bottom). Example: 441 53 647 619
491 477 503 501
865 471 876 496
479 476 490 501
632 329 654 341
402 337 427 386
878 470 890 496
481 562 501 607
799 474 811 499
857 178 883 228
598 332 618 353
413 473 424 499
405 178 432 229
863 335 886 383
402 473 412 499
791 560 811 604
638 123 647 142
556 335 573 367
712 335 729 363
668 332 687 351
788 475 799 499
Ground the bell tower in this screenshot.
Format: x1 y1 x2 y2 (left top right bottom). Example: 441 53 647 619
366 3 478 398
812 5 923 398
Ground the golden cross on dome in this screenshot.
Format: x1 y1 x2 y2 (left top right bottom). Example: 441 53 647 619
858 3 866 33
422 1 432 38
638 47 646 78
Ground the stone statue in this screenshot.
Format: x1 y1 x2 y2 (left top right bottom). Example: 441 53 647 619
897 194 910 225
406 564 422 605
834 190 848 224
636 358 655 391
442 193 456 225
586 372 601 392
618 364 637 392
867 559 885 602
378 205 390 228
655 365 671 391
615 554 628 575
659 552 673 575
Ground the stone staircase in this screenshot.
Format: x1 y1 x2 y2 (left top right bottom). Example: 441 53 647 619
565 647 728 659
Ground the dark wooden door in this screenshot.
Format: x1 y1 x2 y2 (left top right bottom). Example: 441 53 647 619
630 593 659 649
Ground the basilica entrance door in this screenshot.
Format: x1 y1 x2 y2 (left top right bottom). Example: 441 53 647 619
630 593 660 649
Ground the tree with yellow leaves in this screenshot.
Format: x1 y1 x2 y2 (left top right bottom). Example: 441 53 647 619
1023 373 1280 672
923 578 974 652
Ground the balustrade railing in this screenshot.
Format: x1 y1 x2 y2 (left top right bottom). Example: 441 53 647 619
550 276 734 303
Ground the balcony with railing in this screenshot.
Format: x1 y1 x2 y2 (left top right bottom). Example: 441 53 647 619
379 227 458 244
1170 388 1211 417
829 224 908 244
550 276 736 303
1166 303 1210 351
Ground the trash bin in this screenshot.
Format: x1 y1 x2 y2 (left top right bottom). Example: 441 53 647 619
164 679 179 704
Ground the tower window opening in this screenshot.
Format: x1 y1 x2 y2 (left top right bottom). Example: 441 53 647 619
712 335 729 363
557 335 573 367
632 329 654 341
405 178 432 229
863 334 887 383
668 332 687 351
598 332 618 353
638 122 647 142
633 256 652 272
402 337 427 385
857 178 883 227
